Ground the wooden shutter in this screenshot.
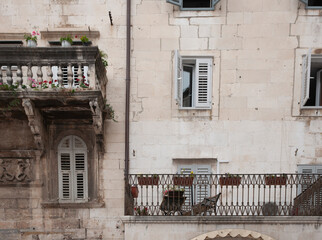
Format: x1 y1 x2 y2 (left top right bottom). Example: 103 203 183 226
59 152 72 201
195 58 212 108
74 152 87 201
174 50 183 106
212 0 220 7
58 136 88 202
302 48 312 107
167 0 181 6
196 165 211 203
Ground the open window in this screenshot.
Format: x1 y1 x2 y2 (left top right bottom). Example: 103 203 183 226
300 0 322 9
167 0 220 10
58 135 88 203
301 49 322 108
174 50 213 109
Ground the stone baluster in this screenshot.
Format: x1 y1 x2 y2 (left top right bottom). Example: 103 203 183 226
77 63 83 86
37 65 43 87
27 64 33 87
16 65 23 89
67 63 73 88
6 65 13 86
57 65 63 87
0 65 3 85
47 65 53 89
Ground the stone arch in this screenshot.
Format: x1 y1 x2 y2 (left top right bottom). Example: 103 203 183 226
190 229 276 240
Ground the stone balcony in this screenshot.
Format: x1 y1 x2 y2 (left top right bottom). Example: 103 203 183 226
0 46 108 151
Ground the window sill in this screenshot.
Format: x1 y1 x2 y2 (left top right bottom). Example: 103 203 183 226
41 200 105 209
299 108 322 117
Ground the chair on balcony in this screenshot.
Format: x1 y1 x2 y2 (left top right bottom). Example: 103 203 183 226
182 193 221 216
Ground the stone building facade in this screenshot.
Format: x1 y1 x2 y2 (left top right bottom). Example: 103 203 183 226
0 0 321 240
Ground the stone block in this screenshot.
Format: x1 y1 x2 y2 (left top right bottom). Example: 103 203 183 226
151 26 180 38
209 37 242 50
137 1 161 14
199 25 221 38
180 38 208 50
310 120 322 133
161 38 179 51
190 17 225 25
180 26 198 38
134 38 161 51
227 12 244 24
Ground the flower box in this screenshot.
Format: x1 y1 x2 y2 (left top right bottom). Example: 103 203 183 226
173 176 194 186
219 176 241 186
164 190 185 198
131 185 139 198
138 176 159 186
265 176 287 185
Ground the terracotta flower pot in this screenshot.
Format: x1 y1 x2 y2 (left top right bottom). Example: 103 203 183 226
138 176 159 185
265 176 287 185
173 176 194 186
219 176 241 186
131 186 139 198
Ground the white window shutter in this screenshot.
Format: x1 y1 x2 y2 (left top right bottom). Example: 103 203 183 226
212 0 220 7
52 66 58 81
300 0 308 5
59 152 72 201
74 152 87 201
302 48 312 107
174 50 183 106
298 165 314 194
195 58 212 108
58 136 88 202
167 0 181 6
196 165 211 203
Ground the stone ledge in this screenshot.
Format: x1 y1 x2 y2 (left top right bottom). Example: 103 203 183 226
41 201 105 209
121 216 322 224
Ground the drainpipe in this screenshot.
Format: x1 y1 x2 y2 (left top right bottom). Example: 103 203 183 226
125 0 131 182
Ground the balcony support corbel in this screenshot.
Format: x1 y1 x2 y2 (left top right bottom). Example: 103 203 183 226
89 98 104 151
22 99 46 153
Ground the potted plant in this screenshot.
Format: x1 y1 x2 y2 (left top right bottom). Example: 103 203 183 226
137 174 159 185
134 206 148 216
131 185 139 198
60 35 73 47
265 174 287 185
80 35 90 46
219 173 241 186
163 185 185 198
24 31 39 47
173 170 195 186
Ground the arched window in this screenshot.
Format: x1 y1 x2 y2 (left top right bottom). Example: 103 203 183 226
58 135 88 202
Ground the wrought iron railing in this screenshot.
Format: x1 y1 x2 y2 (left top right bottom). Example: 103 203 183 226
127 174 322 216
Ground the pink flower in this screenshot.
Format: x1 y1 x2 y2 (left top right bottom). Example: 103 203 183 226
32 83 36 88
32 31 36 36
0 82 3 85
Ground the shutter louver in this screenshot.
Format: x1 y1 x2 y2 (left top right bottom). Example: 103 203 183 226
74 152 87 200
174 50 183 106
167 0 181 6
196 166 211 203
59 153 72 200
76 173 85 199
302 48 312 107
179 166 194 208
195 58 212 108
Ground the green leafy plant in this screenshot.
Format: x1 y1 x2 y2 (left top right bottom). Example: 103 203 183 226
60 35 73 44
99 50 108 67
24 31 39 43
80 35 89 43
105 103 117 122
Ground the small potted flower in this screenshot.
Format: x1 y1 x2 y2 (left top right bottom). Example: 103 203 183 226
173 170 195 186
80 35 90 46
265 174 287 186
137 174 159 186
60 35 73 47
219 173 241 186
163 185 185 198
131 184 139 198
24 31 39 47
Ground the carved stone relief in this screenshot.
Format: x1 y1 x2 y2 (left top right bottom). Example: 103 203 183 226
0 158 32 183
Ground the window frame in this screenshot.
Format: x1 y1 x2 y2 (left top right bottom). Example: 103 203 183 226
58 135 88 203
300 0 322 9
166 0 220 11
301 50 322 109
174 50 213 110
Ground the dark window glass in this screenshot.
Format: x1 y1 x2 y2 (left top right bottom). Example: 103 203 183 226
308 0 322 6
182 66 193 107
182 0 211 8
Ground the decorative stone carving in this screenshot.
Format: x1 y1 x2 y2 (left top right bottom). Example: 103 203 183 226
22 99 46 151
89 98 103 135
0 158 32 183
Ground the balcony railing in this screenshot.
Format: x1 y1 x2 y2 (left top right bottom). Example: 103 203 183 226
127 174 322 216
0 47 107 98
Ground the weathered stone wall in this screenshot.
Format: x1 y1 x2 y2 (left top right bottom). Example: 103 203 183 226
0 0 321 240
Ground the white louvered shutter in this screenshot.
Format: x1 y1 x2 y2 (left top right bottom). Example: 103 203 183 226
58 136 88 202
167 0 181 6
174 50 183 106
178 165 194 208
301 48 312 107
298 165 314 194
212 0 220 7
196 165 211 203
195 58 212 108
59 152 72 201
